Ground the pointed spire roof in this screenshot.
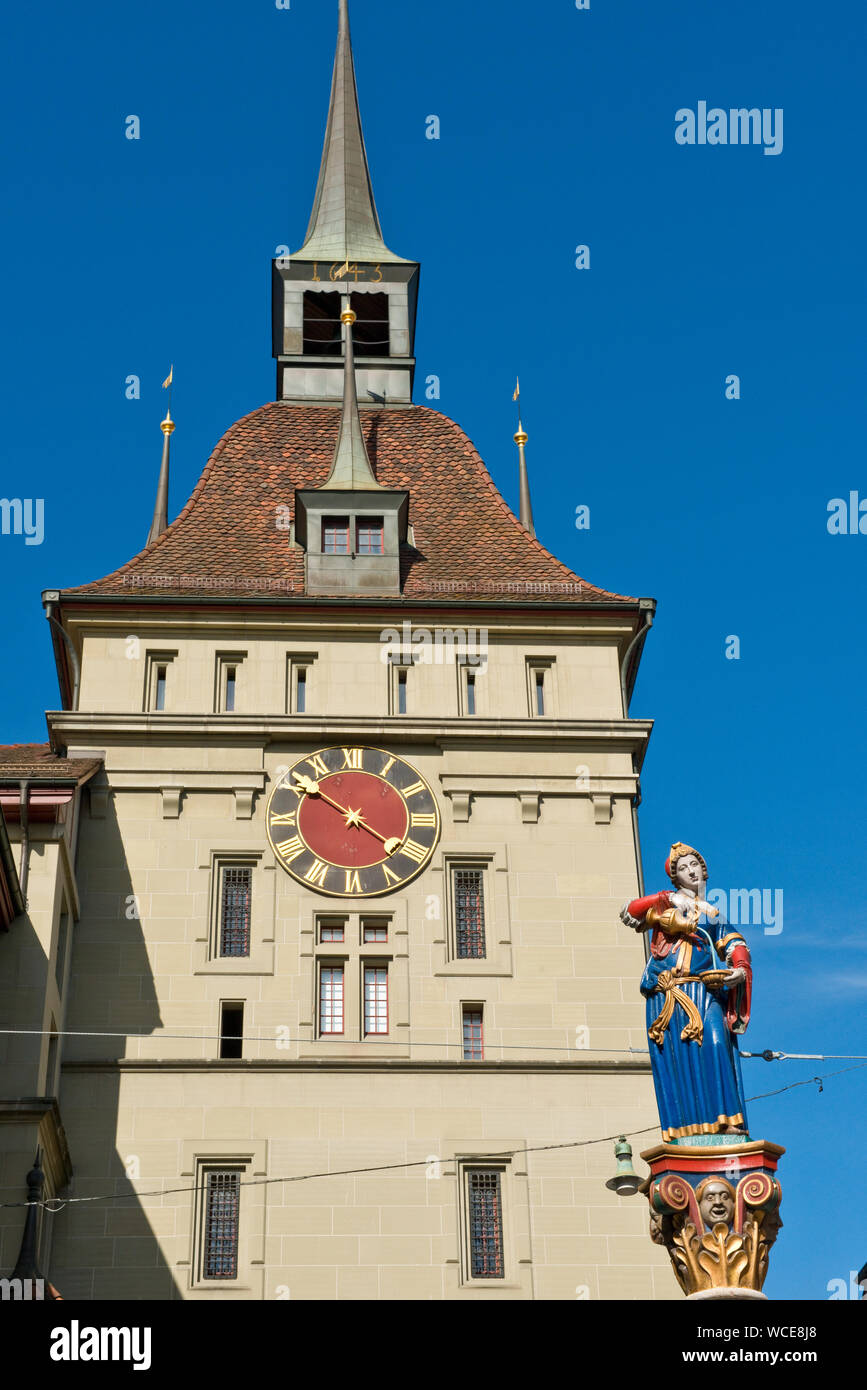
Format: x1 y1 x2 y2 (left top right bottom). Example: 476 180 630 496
146 413 174 548
320 298 385 491
297 0 410 265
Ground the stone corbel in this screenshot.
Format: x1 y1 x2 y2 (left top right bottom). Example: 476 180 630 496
445 789 472 823
234 789 256 820
161 787 184 819
519 792 540 824
592 794 613 825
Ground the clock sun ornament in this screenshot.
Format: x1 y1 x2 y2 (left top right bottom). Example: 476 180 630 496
266 746 441 898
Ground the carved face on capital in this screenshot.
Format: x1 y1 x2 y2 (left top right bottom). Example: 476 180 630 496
697 1180 736 1229
674 854 706 894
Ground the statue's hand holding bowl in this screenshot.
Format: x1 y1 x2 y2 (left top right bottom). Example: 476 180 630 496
724 967 747 988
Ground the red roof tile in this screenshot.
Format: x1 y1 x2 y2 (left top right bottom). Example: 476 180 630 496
0 745 102 781
65 404 637 604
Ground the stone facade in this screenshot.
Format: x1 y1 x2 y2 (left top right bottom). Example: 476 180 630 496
22 606 675 1299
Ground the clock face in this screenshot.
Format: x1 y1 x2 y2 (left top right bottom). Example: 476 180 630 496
266 746 441 897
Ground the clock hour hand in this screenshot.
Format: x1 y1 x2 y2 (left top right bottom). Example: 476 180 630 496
293 773 403 855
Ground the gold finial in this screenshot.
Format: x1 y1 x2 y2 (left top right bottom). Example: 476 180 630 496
161 411 175 436
514 422 528 447
341 307 357 325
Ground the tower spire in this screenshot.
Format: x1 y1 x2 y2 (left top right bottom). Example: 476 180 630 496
514 423 535 537
513 379 536 537
299 0 407 265
146 406 174 549
320 296 384 491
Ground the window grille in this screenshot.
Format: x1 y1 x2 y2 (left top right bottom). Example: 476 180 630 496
454 869 486 959
462 1008 484 1061
203 1171 241 1280
468 1170 504 1278
220 866 252 957
364 965 388 1035
320 965 344 1034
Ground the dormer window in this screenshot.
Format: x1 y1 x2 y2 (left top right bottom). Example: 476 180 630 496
356 518 384 555
322 517 350 555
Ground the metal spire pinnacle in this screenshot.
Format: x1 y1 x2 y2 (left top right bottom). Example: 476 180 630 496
298 0 408 264
146 410 174 548
514 419 536 538
321 297 385 491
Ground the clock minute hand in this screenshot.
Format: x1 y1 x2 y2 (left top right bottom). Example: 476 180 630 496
293 773 403 855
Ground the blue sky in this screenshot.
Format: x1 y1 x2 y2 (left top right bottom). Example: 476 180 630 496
2 0 865 1300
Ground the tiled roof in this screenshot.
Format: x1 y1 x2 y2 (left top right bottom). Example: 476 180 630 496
0 745 102 781
64 403 637 604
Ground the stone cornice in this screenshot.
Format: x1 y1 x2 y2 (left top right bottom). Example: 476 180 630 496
49 712 653 753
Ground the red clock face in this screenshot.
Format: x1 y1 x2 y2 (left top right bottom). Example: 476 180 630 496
266 746 441 897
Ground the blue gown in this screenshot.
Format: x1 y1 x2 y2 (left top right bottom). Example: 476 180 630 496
641 921 749 1142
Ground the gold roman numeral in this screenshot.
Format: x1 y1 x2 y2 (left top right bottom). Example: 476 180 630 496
344 869 362 893
410 813 436 828
307 753 329 777
382 864 401 887
401 839 427 864
381 756 396 776
275 836 305 863
305 859 330 887
341 748 364 770
270 811 297 826
402 780 425 798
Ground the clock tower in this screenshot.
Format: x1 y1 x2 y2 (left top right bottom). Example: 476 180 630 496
13 0 672 1302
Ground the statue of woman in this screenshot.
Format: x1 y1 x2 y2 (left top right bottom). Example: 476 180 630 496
621 842 752 1143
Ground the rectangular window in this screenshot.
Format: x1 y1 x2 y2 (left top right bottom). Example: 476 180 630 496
398 669 407 714
319 919 346 944
322 517 350 555
462 1007 484 1061
526 658 556 718
219 866 252 957
287 653 317 715
466 671 476 716
467 1170 505 1279
356 517 384 555
219 1002 244 1060
454 868 486 959
144 651 177 713
203 1171 241 1280
319 964 344 1035
363 965 388 1035
362 921 388 944
215 653 246 713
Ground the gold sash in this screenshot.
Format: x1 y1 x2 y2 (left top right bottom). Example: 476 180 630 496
649 971 705 1047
